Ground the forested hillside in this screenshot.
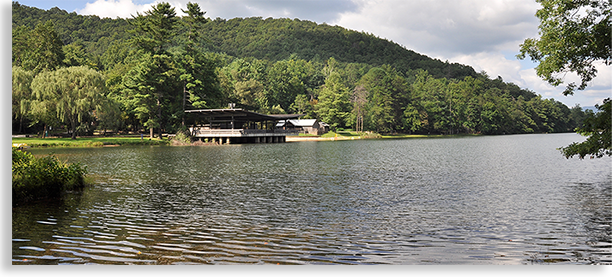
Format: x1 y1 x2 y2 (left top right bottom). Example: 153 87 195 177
11 1 590 138
201 17 478 80
11 2 475 79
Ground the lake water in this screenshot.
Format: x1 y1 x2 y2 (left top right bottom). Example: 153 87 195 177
12 133 611 265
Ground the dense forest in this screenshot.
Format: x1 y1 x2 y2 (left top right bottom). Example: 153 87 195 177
11 1 590 138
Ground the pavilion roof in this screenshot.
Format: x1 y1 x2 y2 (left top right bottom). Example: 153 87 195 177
185 108 304 122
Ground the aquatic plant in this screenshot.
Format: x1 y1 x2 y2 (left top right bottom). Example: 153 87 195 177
12 148 87 204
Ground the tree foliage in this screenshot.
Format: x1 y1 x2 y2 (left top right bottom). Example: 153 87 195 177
121 53 176 138
316 72 352 130
560 98 611 159
518 0 611 95
129 2 177 55
13 20 65 73
12 66 34 133
30 66 106 139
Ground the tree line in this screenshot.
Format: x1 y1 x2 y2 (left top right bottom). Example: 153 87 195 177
12 1 590 139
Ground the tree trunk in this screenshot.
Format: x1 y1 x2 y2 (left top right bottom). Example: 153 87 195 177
71 121 77 140
19 115 23 134
182 82 186 127
157 99 163 139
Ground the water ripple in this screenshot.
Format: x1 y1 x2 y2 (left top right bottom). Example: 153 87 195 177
13 134 612 264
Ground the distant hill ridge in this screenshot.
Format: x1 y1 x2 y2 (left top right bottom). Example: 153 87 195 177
11 1 476 80
202 17 478 80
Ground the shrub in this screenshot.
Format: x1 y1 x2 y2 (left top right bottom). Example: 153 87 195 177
171 128 192 145
12 148 87 204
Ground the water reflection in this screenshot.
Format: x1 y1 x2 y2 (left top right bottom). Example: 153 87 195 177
13 134 611 264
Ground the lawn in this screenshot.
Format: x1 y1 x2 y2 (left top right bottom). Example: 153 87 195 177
321 131 479 139
321 131 355 138
12 136 169 148
381 133 481 139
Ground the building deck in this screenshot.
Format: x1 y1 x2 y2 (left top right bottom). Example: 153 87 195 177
190 128 298 138
189 127 297 144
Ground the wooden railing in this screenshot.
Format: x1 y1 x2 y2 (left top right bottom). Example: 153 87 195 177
189 128 299 136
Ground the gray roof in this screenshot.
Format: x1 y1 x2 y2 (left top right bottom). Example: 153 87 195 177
276 119 318 127
185 108 304 122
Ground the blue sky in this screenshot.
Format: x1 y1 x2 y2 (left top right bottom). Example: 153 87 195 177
10 0 611 108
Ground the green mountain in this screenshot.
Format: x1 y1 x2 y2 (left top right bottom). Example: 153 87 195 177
11 2 132 58
11 1 474 79
202 17 477 80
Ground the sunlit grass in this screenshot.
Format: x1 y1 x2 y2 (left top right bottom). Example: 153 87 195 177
381 134 481 139
11 137 168 148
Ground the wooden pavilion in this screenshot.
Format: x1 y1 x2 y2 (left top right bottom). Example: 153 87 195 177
185 108 304 144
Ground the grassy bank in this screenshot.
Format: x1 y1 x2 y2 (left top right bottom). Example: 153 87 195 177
288 131 381 141
11 136 169 148
321 131 382 139
12 148 88 205
288 131 481 142
324 130 481 139
381 133 481 139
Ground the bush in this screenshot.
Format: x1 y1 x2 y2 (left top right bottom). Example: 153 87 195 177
12 148 87 204
170 128 192 145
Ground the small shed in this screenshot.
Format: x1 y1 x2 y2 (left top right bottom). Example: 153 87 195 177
276 119 329 135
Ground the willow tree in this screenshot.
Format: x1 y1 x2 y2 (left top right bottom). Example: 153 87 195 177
31 66 106 139
12 66 34 133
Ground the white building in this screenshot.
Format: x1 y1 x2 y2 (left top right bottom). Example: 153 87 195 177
276 119 329 135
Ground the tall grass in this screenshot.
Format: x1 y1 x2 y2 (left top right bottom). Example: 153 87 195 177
12 148 88 204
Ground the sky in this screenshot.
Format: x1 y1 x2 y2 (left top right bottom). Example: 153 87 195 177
10 0 612 108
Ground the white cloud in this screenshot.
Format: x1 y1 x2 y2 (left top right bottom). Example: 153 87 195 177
519 62 612 107
332 0 540 57
78 0 154 18
79 0 203 18
452 52 524 85
574 62 612 105
78 0 358 22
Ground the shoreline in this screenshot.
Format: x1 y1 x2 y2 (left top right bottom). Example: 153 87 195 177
286 136 367 142
287 133 482 142
12 133 484 148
